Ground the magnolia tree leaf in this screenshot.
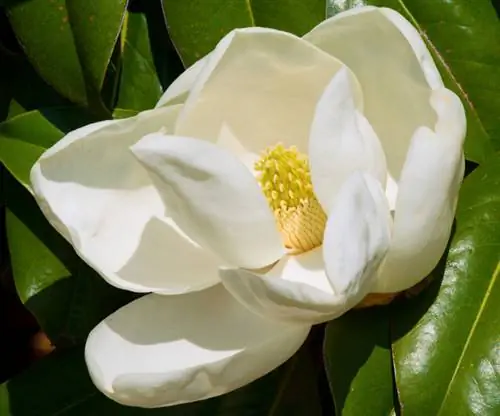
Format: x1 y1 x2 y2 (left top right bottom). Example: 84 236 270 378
0 108 136 345
0 340 322 416
161 0 325 66
391 153 500 415
324 306 396 415
326 0 499 164
2 168 138 347
0 110 97 187
116 1 183 111
6 0 127 111
117 11 163 111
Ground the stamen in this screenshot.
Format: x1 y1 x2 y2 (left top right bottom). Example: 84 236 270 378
255 144 326 253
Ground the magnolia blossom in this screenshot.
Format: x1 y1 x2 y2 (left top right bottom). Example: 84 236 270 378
30 6 465 408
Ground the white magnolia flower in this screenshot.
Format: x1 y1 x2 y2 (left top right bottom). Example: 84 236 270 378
30 6 465 408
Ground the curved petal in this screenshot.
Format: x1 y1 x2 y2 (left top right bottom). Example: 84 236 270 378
85 285 310 408
175 27 361 158
309 67 386 211
304 7 441 179
155 55 210 108
131 133 284 269
374 89 466 293
220 249 357 324
31 105 219 293
323 172 391 300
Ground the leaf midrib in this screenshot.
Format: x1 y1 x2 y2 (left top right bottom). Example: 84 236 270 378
244 0 256 26
436 261 500 415
395 0 490 142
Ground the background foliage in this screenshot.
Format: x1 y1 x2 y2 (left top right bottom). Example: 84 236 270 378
0 0 499 414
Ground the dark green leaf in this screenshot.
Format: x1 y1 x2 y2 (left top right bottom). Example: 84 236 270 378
0 106 133 345
116 11 163 111
0 339 321 415
327 0 499 164
3 174 137 345
391 153 500 415
324 306 396 415
7 0 127 112
162 0 325 66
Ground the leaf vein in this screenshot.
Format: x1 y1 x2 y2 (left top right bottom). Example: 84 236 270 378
395 0 490 141
437 261 500 414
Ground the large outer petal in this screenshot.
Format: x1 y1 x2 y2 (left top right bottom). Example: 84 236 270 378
175 27 362 158
31 106 221 293
155 55 210 108
309 67 386 211
131 133 284 269
374 89 466 292
304 7 441 179
85 285 310 408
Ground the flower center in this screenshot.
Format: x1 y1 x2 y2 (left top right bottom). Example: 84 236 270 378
255 144 327 254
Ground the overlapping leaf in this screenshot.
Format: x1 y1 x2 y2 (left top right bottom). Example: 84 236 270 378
162 0 325 66
391 154 500 415
6 0 127 112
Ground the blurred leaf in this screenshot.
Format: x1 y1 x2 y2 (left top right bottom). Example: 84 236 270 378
117 11 163 111
162 0 325 66
327 0 500 164
0 339 322 415
6 0 128 113
113 108 139 119
391 153 500 415
324 306 396 415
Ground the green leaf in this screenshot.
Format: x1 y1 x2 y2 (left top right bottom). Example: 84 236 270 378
3 173 137 345
324 306 396 415
7 0 127 111
326 0 499 164
391 153 500 415
116 11 163 111
0 108 97 187
0 106 133 345
162 0 325 66
0 340 321 415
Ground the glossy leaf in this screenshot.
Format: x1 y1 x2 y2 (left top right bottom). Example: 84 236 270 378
391 153 500 415
117 11 162 111
324 306 396 415
3 173 137 345
0 107 134 345
0 339 322 415
7 0 127 111
326 0 499 164
162 0 325 66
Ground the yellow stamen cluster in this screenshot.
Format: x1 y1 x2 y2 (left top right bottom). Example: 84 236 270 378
255 144 327 253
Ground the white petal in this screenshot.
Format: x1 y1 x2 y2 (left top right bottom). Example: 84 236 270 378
220 249 359 324
175 27 361 157
305 7 441 179
85 285 310 408
374 89 466 293
131 133 284 269
31 106 220 293
155 55 210 108
309 67 386 211
323 172 391 299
